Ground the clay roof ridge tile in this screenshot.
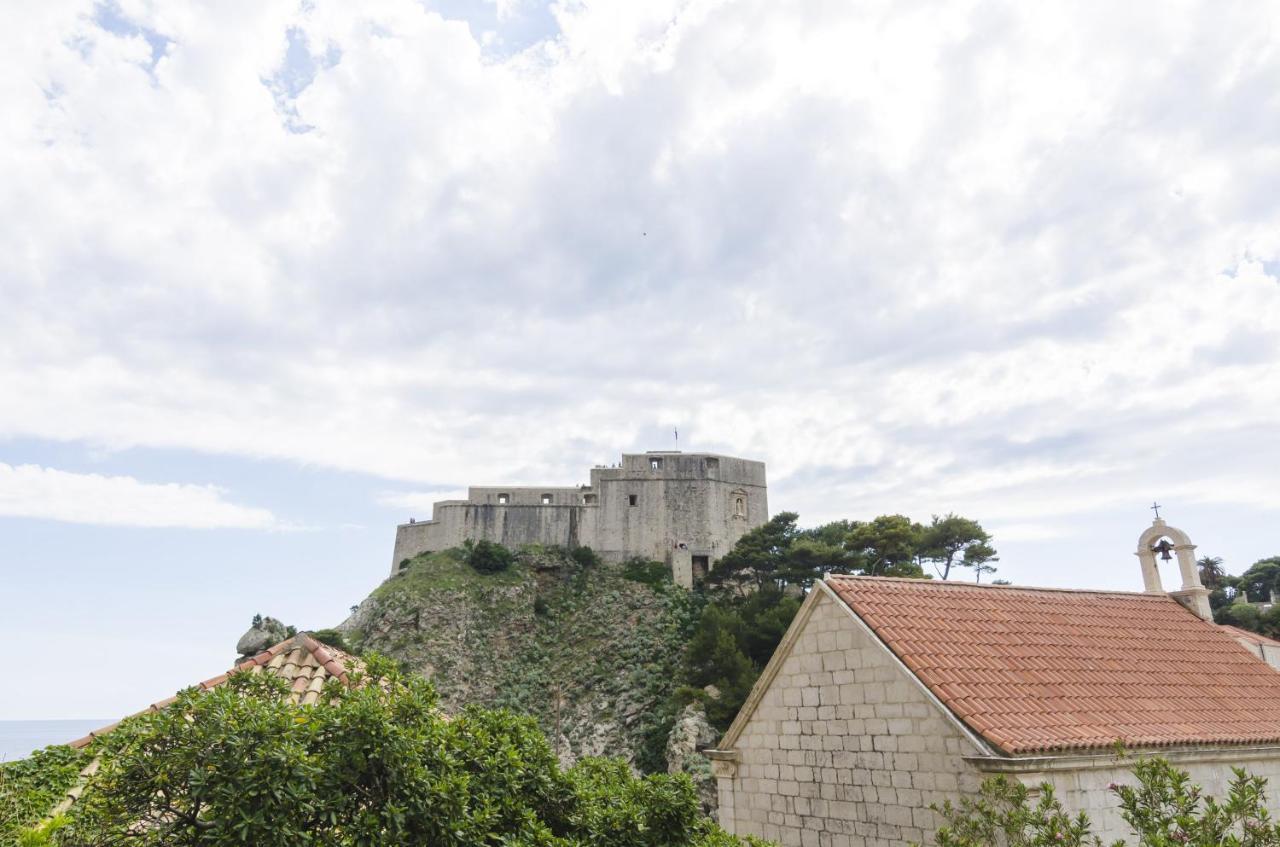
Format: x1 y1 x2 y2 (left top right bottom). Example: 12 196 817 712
60 632 368 751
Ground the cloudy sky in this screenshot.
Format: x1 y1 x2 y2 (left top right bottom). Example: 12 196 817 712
2 0 1279 721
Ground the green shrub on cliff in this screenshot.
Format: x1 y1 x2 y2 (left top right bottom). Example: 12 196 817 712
47 656 762 847
309 627 354 653
622 557 671 586
466 538 516 574
570 545 603 569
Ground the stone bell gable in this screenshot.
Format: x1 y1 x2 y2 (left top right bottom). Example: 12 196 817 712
709 531 1280 847
1136 516 1213 620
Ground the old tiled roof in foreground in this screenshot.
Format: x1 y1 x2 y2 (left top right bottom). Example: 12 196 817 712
67 633 361 750
1220 624 1280 648
825 576 1280 757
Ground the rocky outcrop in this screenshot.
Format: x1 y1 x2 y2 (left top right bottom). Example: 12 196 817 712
235 615 289 657
665 700 720 814
338 548 699 772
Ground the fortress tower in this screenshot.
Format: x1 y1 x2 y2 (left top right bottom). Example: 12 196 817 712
390 451 768 587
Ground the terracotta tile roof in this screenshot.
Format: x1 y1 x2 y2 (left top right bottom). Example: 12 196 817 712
1220 624 1280 648
825 576 1280 756
67 633 361 750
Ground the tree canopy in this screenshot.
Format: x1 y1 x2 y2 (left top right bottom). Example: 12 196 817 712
689 510 999 731
706 511 999 592
919 514 998 580
1197 556 1226 589
705 512 806 592
1202 555 1280 638
1238 557 1280 603
27 656 762 847
845 515 923 577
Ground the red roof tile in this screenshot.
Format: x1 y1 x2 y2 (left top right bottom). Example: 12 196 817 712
825 576 1280 756
1221 624 1280 648
67 634 362 749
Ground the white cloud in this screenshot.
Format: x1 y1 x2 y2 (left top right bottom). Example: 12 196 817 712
377 489 470 515
0 0 1278 546
0 464 279 529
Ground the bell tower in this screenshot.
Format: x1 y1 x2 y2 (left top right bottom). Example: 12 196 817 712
1135 511 1212 621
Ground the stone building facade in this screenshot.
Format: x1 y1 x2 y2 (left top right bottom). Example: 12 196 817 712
390 451 767 587
709 519 1280 846
709 586 985 846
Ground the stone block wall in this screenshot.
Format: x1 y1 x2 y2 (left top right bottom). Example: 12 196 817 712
391 502 597 571
716 585 1280 847
998 754 1280 845
587 453 767 563
716 589 986 847
389 452 767 576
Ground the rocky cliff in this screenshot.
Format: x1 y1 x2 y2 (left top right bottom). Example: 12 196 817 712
338 547 712 775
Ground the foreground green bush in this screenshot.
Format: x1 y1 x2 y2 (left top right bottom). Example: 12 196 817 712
0 745 86 845
931 757 1280 847
35 655 763 846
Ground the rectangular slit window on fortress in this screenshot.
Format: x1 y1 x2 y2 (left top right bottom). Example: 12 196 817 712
629 494 638 506
650 458 662 470
498 493 509 505
541 493 552 504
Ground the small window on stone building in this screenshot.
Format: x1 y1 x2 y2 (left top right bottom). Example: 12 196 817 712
650 458 663 470
541 493 553 504
705 457 719 472
498 493 509 505
629 494 638 506
583 494 598 505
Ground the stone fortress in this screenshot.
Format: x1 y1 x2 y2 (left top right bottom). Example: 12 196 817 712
391 451 768 587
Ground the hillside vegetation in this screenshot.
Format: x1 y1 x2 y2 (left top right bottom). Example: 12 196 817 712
340 546 700 772
338 511 1001 774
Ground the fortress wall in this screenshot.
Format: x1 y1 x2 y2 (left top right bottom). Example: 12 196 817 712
391 517 452 569
391 502 601 574
461 502 598 551
389 452 766 577
590 454 768 563
467 487 586 506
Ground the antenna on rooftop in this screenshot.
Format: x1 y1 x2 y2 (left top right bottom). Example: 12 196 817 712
674 425 678 445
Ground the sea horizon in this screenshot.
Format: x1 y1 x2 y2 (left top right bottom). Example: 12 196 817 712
0 719 109 762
